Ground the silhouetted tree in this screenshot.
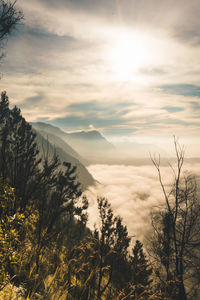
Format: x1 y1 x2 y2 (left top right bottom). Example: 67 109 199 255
0 0 23 59
0 92 41 211
94 197 130 299
68 198 131 300
33 148 88 275
0 91 9 179
111 216 131 293
130 240 152 298
150 138 200 300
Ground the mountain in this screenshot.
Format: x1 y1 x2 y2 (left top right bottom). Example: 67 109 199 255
31 122 115 164
31 122 86 164
32 122 177 165
65 130 115 163
33 130 95 190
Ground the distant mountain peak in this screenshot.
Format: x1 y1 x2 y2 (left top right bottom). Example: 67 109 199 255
68 130 108 141
31 121 115 164
31 122 64 134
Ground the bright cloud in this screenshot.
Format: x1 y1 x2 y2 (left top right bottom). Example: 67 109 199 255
85 162 200 245
0 0 200 144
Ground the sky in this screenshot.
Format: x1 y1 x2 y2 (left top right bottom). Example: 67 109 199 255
0 0 200 151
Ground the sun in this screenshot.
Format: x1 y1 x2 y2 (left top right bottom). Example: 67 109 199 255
108 31 151 81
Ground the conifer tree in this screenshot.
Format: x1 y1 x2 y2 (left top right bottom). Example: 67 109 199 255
0 91 10 179
0 0 23 60
94 197 130 299
0 92 41 211
32 148 88 274
131 240 152 287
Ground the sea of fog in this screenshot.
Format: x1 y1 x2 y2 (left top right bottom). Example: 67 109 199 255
85 162 200 244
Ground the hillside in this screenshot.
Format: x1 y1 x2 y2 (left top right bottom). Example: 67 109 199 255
35 131 95 189
31 123 85 163
32 122 115 164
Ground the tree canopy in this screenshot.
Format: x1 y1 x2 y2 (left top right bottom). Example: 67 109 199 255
0 0 23 60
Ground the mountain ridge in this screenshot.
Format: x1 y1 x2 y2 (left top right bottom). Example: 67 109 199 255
32 126 95 189
31 122 115 164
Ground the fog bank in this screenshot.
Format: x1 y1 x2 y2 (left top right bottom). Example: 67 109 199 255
85 162 200 244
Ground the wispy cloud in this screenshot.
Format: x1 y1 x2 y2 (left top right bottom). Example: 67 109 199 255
160 84 200 98
0 0 199 142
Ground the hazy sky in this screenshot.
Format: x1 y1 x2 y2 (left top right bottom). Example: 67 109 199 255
0 0 200 145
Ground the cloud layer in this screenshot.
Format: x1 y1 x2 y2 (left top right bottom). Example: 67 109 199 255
85 162 200 245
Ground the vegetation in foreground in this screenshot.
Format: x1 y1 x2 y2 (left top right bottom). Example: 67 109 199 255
0 92 199 300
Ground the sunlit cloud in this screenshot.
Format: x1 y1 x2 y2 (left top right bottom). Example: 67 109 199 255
85 162 200 244
0 0 199 144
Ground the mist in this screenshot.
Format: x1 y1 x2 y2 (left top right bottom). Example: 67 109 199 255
85 162 200 244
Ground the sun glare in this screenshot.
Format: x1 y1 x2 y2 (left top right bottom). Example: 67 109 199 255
108 31 152 81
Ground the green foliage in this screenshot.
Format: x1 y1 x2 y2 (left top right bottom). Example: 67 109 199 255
0 177 25 289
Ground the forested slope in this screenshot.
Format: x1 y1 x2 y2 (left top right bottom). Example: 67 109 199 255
0 92 153 299
35 130 94 189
